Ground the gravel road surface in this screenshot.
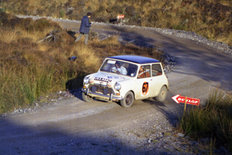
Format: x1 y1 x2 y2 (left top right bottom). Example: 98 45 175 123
1 17 232 154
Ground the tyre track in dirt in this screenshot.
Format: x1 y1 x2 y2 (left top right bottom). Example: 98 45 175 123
1 17 232 154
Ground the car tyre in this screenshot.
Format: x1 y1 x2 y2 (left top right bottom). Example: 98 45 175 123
120 91 134 108
155 86 167 102
82 92 92 102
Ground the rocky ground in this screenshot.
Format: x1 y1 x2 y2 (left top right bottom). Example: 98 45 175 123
1 15 231 154
1 90 229 154
17 15 232 56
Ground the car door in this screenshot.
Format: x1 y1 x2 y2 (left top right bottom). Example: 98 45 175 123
135 64 153 100
149 63 164 97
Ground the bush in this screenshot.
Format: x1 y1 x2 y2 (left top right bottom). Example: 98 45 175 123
179 90 232 152
0 12 164 114
1 0 232 45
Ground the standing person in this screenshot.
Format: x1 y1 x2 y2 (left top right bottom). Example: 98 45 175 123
75 12 92 44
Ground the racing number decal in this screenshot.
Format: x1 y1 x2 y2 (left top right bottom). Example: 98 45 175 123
142 82 149 95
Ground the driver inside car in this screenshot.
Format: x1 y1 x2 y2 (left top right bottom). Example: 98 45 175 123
111 61 127 75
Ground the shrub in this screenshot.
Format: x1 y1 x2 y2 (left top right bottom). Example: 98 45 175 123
179 90 232 152
1 0 231 46
0 12 165 114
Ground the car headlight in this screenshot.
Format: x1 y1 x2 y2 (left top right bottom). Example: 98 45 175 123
114 82 121 91
83 76 90 84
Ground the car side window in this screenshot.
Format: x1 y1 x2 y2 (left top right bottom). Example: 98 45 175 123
152 64 162 76
127 64 138 77
138 65 151 78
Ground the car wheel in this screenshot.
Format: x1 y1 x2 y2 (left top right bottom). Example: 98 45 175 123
155 86 167 102
120 91 134 108
82 92 92 102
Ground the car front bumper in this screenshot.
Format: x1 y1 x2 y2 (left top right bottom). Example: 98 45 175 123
82 88 122 101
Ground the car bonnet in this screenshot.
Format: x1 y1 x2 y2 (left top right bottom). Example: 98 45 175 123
89 72 130 87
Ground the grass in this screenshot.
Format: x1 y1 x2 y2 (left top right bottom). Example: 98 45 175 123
0 12 163 114
0 64 64 112
0 13 89 113
1 8 231 153
179 90 232 152
1 0 231 46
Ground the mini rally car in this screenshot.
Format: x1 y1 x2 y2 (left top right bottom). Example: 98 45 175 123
82 55 169 107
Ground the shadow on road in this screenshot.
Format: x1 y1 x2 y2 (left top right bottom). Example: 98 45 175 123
106 24 232 91
109 25 155 48
0 116 167 154
151 31 232 91
142 91 184 127
65 71 86 101
60 25 232 154
65 74 184 129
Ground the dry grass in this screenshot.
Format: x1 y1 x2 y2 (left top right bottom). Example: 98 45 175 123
69 44 101 72
0 27 51 44
0 13 77 113
0 12 163 114
207 0 232 6
0 29 17 43
179 90 232 152
3 0 231 45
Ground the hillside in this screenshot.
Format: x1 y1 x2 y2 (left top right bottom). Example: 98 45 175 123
0 12 163 113
0 10 232 154
1 0 231 46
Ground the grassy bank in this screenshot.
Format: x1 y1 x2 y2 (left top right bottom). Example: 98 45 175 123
1 0 231 46
179 90 232 152
0 12 162 114
0 12 99 113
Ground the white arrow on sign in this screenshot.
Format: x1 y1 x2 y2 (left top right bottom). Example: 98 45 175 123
172 94 180 103
172 94 200 106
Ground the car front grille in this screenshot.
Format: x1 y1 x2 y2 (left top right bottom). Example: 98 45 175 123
89 84 114 95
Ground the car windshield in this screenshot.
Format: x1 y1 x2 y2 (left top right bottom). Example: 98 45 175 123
100 59 138 77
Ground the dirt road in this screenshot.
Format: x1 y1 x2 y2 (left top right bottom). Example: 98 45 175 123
0 19 232 154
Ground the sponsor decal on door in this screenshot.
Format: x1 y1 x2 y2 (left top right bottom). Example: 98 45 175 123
142 82 149 95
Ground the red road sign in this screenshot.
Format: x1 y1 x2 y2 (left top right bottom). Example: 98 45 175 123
117 14 125 19
172 94 200 106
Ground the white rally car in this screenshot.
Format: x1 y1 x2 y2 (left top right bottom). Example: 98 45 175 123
82 55 169 107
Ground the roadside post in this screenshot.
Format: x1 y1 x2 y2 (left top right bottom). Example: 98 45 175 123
184 96 187 112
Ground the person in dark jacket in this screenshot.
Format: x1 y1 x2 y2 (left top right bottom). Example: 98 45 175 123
75 12 92 44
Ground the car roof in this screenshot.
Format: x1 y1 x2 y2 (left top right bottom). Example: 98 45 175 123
108 55 160 64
